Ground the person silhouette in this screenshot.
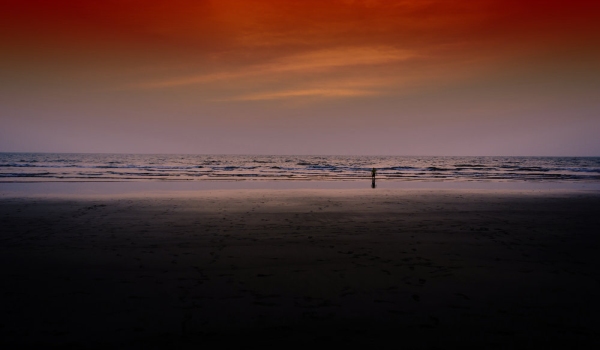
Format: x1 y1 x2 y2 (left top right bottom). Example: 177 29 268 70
371 167 377 188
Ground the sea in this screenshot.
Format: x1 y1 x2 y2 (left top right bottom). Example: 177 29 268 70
1 153 599 183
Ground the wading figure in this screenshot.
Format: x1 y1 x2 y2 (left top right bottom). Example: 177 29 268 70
371 167 377 188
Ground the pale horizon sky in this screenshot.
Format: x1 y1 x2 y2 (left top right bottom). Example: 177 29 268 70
1 0 599 156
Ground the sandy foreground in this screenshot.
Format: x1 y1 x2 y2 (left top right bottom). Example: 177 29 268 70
1 188 600 347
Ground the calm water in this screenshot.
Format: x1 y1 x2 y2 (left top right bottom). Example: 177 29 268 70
1 153 599 183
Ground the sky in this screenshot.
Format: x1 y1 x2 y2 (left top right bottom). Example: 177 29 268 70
1 0 599 156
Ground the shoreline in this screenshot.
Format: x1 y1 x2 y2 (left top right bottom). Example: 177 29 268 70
2 179 600 197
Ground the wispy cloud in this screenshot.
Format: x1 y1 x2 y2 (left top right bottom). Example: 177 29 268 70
127 46 417 90
224 88 378 101
267 46 415 73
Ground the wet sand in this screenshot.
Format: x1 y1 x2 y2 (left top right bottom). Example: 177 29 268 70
1 188 600 348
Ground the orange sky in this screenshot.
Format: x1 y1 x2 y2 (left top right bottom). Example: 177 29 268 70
1 0 599 155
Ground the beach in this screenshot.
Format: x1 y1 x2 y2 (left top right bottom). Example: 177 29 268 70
1 186 600 347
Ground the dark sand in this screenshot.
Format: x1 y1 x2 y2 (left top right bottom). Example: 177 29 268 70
1 188 600 348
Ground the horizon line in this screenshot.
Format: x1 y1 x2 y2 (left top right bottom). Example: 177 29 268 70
0 151 598 158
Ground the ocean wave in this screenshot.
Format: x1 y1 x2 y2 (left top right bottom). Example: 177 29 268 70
426 167 450 171
499 165 548 171
454 164 488 168
2 154 599 183
0 172 52 177
555 167 600 173
106 171 174 177
306 164 337 170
